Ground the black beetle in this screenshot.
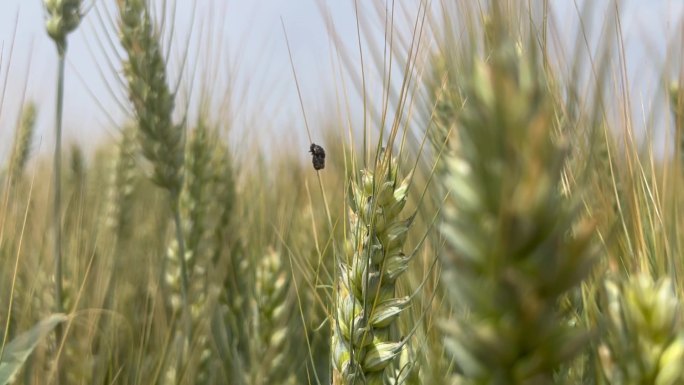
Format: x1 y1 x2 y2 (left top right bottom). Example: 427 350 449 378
309 143 325 170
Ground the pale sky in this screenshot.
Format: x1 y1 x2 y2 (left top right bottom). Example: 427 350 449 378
0 1 683 161
0 0 351 158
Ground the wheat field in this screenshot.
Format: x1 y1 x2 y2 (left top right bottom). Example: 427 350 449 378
1 1 684 385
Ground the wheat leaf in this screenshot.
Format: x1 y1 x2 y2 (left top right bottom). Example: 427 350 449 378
0 314 68 385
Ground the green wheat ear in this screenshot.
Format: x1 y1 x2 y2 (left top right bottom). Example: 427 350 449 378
116 0 192 337
332 153 414 385
7 102 37 184
103 125 138 242
117 0 184 195
599 275 684 385
44 0 83 53
249 248 297 385
437 14 595 384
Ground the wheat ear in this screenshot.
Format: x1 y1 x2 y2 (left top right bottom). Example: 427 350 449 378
599 275 684 385
116 0 190 326
8 102 37 184
437 14 595 384
249 248 296 385
332 154 413 385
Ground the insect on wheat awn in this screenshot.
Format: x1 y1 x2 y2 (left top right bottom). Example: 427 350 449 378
309 143 325 170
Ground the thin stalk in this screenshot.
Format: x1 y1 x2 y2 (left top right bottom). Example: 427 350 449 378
44 2 83 382
53 49 65 320
51 46 66 385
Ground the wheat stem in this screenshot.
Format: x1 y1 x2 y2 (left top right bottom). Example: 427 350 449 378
52 47 65 335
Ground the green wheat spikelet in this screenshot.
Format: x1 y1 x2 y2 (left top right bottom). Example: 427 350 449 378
44 0 83 53
599 275 684 385
7 102 37 184
437 13 595 384
332 153 414 385
165 120 223 315
249 248 296 385
117 0 184 195
103 125 138 242
163 120 239 384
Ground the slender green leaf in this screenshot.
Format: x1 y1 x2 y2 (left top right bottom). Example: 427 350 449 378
0 314 68 385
